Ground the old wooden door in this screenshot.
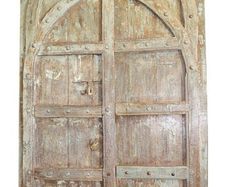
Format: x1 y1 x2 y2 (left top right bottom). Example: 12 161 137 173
21 0 207 186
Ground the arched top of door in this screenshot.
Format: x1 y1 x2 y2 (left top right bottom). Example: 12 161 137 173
36 0 197 42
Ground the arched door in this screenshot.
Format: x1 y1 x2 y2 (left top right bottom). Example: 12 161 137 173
21 0 207 186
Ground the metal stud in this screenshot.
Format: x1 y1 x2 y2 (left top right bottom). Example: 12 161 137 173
105 45 109 49
164 12 168 17
147 171 151 176
147 106 152 111
125 171 128 175
107 172 111 176
31 43 36 48
57 6 62 11
171 173 175 177
85 46 89 50
189 15 193 19
26 108 31 114
66 46 70 50
184 40 189 45
47 109 51 113
66 109 71 113
47 171 53 177
65 172 71 177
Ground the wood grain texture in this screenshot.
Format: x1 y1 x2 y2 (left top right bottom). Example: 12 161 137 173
21 0 207 186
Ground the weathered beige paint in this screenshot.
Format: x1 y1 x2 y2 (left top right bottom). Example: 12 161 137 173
20 0 207 186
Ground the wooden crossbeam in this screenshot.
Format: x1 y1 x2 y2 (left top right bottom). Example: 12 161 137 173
34 105 102 118
116 166 188 180
34 168 103 181
116 103 190 116
115 37 180 53
37 43 105 56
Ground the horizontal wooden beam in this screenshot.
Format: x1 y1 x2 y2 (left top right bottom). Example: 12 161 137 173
116 166 188 180
34 168 103 181
37 43 105 56
116 103 190 116
37 38 180 56
34 105 102 118
114 37 180 53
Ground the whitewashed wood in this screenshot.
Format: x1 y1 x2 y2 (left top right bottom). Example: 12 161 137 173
117 166 188 179
21 0 207 186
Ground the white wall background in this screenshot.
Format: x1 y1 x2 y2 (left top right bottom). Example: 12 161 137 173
0 0 234 186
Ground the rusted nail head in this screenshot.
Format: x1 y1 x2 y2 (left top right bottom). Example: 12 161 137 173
189 15 193 19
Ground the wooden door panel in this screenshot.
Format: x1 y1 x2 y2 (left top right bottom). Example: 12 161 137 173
115 50 186 103
117 179 186 187
46 0 102 43
35 56 69 105
35 118 68 168
114 0 173 40
36 180 103 187
116 115 186 166
68 118 103 169
68 55 102 106
35 55 102 106
21 0 207 186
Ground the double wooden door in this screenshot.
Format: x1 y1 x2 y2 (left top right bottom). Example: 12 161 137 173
21 0 207 186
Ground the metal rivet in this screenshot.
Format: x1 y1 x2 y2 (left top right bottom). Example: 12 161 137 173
47 109 51 113
47 171 53 177
171 173 175 177
87 173 90 176
147 171 151 176
26 108 31 113
189 65 196 71
105 45 109 49
26 73 31 79
189 15 193 19
184 40 189 45
145 43 149 47
164 12 168 17
66 46 70 50
147 107 152 111
85 46 89 50
45 19 49 23
125 171 128 175
105 108 110 113
66 109 71 113
57 6 61 11
32 43 36 48
86 110 90 114
27 170 32 175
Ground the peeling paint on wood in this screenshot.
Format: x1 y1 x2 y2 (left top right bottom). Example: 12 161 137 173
21 0 207 186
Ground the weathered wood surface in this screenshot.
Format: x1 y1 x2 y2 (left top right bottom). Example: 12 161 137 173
116 166 188 179
21 0 207 186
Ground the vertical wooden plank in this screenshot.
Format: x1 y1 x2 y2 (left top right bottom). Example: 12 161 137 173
35 56 69 106
68 118 103 169
197 0 208 186
35 118 68 168
102 0 116 186
68 55 102 106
